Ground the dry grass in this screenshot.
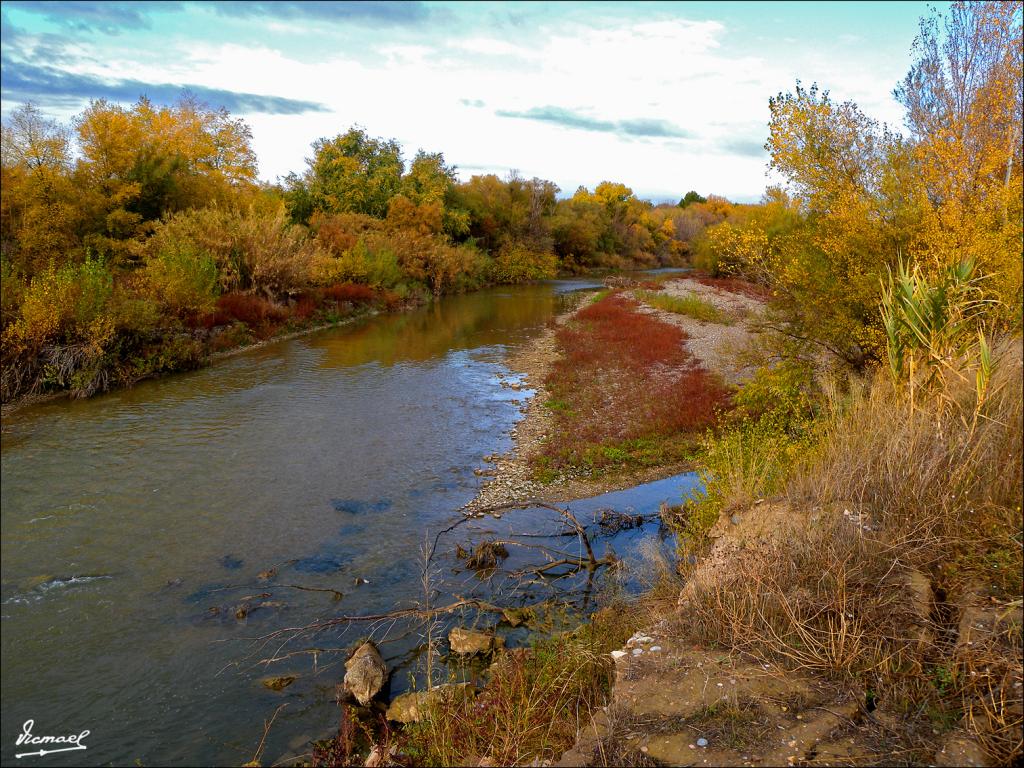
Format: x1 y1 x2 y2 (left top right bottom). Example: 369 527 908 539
400 608 638 766
677 338 1023 763
634 289 734 325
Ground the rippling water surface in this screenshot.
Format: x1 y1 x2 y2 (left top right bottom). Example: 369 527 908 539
1 278 696 765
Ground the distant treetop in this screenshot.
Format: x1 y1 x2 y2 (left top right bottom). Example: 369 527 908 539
678 190 707 208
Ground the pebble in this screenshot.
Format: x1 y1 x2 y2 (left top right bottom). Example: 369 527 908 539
610 650 627 660
632 648 643 656
696 738 708 748
730 514 741 525
649 645 662 652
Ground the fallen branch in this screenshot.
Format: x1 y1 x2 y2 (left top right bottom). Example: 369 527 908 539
253 597 507 644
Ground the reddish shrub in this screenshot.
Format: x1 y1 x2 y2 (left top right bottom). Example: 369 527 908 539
193 309 232 330
541 292 731 471
692 275 771 301
294 293 320 320
378 289 403 310
253 320 284 340
215 293 288 326
312 211 381 256
323 282 376 304
570 293 688 371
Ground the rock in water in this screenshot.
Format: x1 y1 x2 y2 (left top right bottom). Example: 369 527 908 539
386 682 476 723
262 675 297 691
449 627 503 655
343 642 387 706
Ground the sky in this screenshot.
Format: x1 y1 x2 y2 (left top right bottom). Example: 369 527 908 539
0 1 944 203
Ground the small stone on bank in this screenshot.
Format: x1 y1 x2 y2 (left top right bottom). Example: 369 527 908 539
696 738 708 748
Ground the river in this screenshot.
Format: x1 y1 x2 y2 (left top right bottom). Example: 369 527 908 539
0 277 699 766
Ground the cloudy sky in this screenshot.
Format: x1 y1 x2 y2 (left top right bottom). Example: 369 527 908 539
1 1 941 202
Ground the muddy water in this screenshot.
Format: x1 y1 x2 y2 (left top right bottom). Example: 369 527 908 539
0 278 697 766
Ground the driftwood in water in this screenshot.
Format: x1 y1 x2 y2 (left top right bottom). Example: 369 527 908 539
247 499 624 667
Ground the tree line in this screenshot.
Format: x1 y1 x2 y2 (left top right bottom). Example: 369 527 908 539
0 94 736 401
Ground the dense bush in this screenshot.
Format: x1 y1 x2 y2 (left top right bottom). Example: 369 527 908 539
143 207 320 297
491 242 557 283
143 241 219 317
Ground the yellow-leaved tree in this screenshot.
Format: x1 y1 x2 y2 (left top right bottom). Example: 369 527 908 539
895 0 1023 327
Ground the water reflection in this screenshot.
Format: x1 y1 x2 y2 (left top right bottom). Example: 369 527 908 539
309 285 571 369
0 279 689 766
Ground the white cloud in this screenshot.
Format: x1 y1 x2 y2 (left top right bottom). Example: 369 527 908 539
20 12 913 200
447 37 539 59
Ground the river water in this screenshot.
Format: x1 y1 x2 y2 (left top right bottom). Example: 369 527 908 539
0 278 699 766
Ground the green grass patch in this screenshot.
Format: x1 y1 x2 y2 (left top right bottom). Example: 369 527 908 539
635 289 733 324
543 398 572 413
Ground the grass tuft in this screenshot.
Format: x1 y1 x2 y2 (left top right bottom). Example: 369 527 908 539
677 339 1023 764
635 289 733 325
400 606 638 766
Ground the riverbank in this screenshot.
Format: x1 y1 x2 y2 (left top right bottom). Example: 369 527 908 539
1 269 681 422
422 277 1021 768
0 307 382 421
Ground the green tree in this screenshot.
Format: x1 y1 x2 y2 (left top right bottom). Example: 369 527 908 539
401 150 457 206
302 127 403 218
678 190 707 208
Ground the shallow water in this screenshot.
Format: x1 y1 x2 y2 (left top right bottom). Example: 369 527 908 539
1 278 699 765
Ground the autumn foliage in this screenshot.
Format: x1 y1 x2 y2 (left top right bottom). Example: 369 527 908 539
0 98 698 401
693 1 1022 369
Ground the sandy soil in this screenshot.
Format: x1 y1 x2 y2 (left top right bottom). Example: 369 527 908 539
637 277 766 385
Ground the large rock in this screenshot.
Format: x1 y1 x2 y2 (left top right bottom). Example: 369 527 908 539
364 743 399 767
934 731 989 767
343 642 387 706
449 627 503 655
386 682 475 723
